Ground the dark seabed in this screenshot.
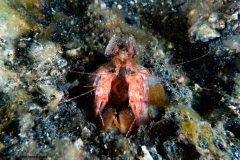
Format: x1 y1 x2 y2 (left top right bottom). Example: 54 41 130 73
0 0 239 159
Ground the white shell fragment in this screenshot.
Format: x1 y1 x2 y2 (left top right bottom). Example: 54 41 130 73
189 24 221 42
141 145 154 160
208 13 219 23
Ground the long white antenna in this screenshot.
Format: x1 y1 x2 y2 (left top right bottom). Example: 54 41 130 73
126 118 136 137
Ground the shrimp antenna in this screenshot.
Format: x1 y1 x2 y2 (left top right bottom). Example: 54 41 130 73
126 118 136 137
149 51 210 70
99 111 105 126
59 88 95 104
65 69 98 75
151 75 212 91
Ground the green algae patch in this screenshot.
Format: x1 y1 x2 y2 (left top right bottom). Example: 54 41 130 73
0 0 32 39
180 107 231 159
182 120 214 145
87 4 151 57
